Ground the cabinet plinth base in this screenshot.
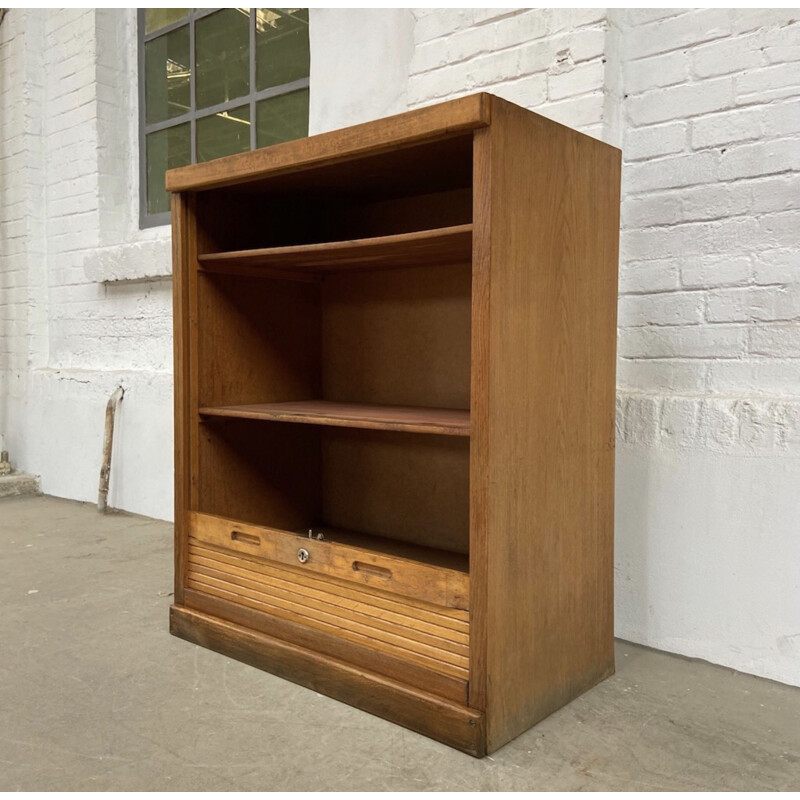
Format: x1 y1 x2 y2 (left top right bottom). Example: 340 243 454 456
169 605 486 757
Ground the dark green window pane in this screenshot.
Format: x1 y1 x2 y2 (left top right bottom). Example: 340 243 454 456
255 9 309 91
197 105 251 163
145 9 189 34
145 27 190 125
256 89 308 148
195 9 250 109
146 124 190 215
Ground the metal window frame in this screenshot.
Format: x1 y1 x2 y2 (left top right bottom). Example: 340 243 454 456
137 8 310 229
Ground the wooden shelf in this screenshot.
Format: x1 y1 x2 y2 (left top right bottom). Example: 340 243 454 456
198 400 470 437
197 224 472 276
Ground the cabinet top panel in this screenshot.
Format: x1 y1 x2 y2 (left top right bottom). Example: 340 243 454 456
166 93 492 193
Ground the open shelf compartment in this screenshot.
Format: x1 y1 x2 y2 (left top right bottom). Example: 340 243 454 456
186 130 474 622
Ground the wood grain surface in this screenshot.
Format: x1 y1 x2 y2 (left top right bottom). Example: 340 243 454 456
170 605 486 756
188 510 469 610
198 224 472 274
474 96 620 752
198 400 470 437
166 93 490 192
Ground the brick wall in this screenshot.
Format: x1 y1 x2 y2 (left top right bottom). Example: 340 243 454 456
617 9 800 453
409 9 616 140
0 9 174 517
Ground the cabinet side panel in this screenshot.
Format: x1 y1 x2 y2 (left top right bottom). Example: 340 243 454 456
172 191 192 604
484 99 620 751
468 126 492 711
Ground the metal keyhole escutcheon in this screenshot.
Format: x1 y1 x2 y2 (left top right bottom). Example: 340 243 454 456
297 548 310 564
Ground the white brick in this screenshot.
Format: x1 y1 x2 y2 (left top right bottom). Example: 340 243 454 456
749 175 800 214
619 292 705 327
750 324 800 357
753 249 798 285
627 77 734 125
731 9 798 35
691 107 763 149
736 62 800 103
469 47 521 86
625 151 718 194
707 359 800 395
619 394 661 445
445 24 494 63
471 8 519 25
690 33 764 79
621 192 682 228
622 218 757 260
619 324 746 359
626 51 688 95
625 9 687 27
706 286 800 322
547 59 604 101
680 182 751 223
764 40 800 65
414 9 473 43
567 9 606 28
619 259 680 294
409 41 449 74
718 139 800 180
517 27 605 77
658 397 698 446
681 255 751 289
489 73 547 109
493 10 551 50
625 122 686 161
617 358 709 393
757 205 800 244
626 9 731 60
537 91 605 130
764 98 800 138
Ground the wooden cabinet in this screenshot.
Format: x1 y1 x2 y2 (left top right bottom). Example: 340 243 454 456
167 93 621 757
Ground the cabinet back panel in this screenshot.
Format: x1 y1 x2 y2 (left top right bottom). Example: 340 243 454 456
196 418 321 532
196 273 321 408
321 262 471 409
196 188 472 252
195 419 469 556
321 428 470 555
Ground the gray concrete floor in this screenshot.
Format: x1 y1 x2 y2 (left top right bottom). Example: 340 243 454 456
1 495 799 791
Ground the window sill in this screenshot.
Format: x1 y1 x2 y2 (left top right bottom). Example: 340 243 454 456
82 236 172 283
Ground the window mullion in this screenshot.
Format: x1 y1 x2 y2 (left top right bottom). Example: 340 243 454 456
249 7 257 151
189 11 197 164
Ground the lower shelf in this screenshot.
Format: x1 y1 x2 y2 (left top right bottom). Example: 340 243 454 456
170 605 486 757
198 400 471 437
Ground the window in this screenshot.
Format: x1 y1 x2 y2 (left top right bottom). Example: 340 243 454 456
138 8 310 227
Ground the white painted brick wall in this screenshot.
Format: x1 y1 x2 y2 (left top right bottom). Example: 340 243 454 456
408 8 618 139
0 9 172 517
618 8 800 414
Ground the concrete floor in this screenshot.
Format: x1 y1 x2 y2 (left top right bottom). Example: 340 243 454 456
1 496 799 791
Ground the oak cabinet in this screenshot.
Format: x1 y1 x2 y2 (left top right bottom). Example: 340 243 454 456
168 93 621 756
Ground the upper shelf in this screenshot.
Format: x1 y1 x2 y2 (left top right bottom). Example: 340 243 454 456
198 400 470 437
197 224 473 276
